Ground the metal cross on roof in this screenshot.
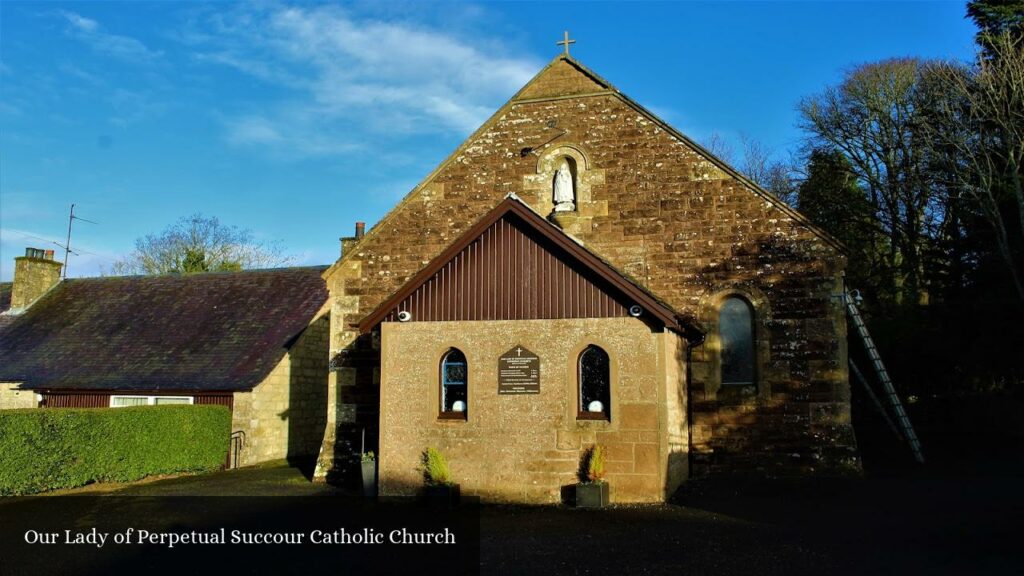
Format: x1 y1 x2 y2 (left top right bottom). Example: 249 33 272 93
557 30 575 56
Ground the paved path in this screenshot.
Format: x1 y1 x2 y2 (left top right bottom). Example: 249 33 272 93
3 464 1020 575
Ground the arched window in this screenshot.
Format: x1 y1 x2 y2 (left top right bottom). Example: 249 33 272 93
578 345 610 420
719 297 755 386
440 349 467 419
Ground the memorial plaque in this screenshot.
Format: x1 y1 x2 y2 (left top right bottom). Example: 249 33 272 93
498 345 540 394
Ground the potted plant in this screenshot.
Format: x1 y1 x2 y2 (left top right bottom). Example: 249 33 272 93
420 447 460 508
361 451 376 498
575 444 609 508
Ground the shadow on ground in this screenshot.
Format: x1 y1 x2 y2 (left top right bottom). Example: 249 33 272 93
3 456 1021 576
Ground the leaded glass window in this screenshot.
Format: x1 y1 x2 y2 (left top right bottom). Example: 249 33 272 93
720 297 755 385
579 345 610 420
441 349 467 417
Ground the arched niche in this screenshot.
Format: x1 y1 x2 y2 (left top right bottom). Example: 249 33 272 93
522 144 603 219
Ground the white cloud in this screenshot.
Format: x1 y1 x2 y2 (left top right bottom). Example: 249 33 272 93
226 116 283 145
55 10 163 63
58 10 98 33
185 4 540 157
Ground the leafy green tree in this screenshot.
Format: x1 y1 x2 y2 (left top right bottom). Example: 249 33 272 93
112 214 292 275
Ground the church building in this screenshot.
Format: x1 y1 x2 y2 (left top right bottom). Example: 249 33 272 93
314 49 860 503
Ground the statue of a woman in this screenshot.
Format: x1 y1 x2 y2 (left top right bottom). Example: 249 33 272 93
553 160 576 212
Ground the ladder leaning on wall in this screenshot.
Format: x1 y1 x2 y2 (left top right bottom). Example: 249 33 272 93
844 290 926 464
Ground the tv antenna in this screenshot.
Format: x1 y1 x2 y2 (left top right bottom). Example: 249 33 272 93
62 204 98 278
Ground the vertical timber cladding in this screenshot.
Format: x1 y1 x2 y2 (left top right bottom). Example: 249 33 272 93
381 213 633 323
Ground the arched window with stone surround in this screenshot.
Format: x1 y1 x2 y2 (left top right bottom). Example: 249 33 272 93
719 296 755 386
440 349 467 419
578 345 610 420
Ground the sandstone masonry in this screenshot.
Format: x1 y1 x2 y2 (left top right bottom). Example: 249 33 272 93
315 56 860 489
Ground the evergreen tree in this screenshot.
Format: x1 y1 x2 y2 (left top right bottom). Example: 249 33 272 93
797 149 878 293
968 0 1024 55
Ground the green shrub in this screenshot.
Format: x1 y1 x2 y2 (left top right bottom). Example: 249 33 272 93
0 405 231 495
419 447 452 485
578 444 606 484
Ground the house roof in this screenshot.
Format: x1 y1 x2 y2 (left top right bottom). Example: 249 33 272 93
0 267 328 392
0 283 13 332
0 282 11 313
358 195 703 340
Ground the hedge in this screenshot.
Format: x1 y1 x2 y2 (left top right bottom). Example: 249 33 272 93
0 405 231 495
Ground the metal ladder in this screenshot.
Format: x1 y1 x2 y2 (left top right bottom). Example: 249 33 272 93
845 290 925 464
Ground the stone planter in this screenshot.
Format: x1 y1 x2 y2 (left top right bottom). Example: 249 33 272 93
423 483 460 509
575 482 609 508
361 460 377 498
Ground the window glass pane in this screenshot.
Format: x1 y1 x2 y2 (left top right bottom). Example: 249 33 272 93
441 350 467 414
720 297 755 385
111 396 148 407
444 362 466 386
579 346 610 416
154 397 191 405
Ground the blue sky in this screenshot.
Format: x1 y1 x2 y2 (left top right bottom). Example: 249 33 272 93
0 1 977 281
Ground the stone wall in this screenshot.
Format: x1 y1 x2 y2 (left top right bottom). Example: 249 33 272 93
10 257 62 310
0 383 37 410
378 317 686 504
232 313 329 467
321 57 859 480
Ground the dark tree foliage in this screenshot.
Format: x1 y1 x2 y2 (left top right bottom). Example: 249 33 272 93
797 149 877 293
968 0 1024 55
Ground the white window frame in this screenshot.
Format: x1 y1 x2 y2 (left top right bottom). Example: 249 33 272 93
110 395 195 407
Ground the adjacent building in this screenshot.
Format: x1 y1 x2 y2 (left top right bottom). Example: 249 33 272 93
0 250 330 468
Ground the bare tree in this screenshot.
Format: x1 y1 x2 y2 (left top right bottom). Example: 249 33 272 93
798 59 943 304
112 214 294 275
699 132 735 165
928 33 1024 300
737 134 797 205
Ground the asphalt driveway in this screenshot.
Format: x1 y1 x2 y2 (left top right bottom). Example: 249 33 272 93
1 463 1020 575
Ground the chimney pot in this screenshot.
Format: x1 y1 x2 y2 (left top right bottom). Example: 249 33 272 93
355 222 366 239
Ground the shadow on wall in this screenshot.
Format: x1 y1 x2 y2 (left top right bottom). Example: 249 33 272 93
665 336 690 496
279 314 331 480
688 231 856 476
326 332 381 489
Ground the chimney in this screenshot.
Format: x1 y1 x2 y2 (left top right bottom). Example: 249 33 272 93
11 247 63 310
340 222 367 258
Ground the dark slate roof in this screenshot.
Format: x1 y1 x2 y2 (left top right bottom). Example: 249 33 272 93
0 267 328 391
0 283 13 332
0 282 11 313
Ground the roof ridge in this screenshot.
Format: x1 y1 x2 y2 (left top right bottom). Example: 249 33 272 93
322 52 843 284
63 265 330 282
